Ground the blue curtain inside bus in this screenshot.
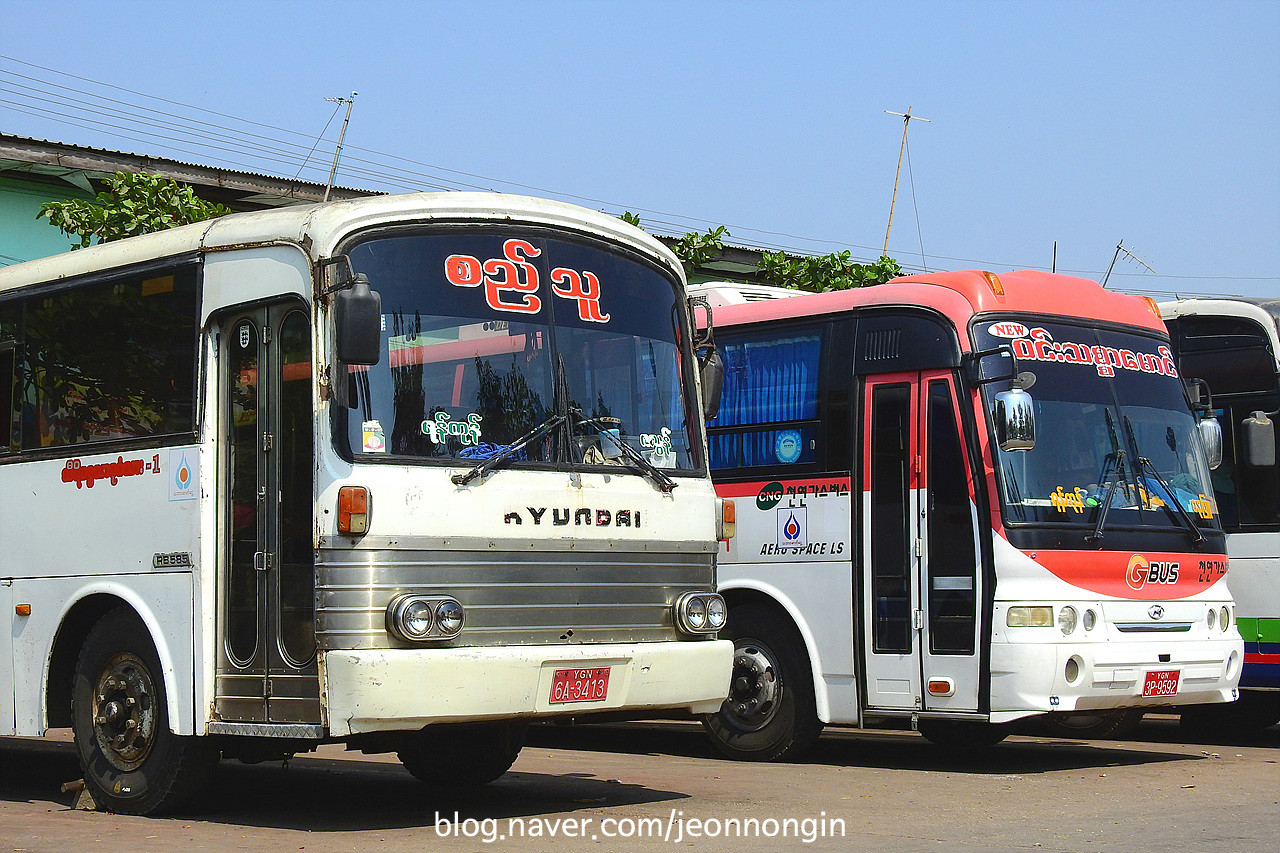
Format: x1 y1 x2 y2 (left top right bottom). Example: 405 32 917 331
708 332 820 469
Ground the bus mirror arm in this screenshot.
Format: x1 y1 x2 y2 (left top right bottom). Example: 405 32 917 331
964 346 1018 388
687 296 724 420
1183 378 1224 470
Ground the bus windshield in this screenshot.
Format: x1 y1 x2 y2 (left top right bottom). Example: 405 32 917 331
974 319 1218 531
343 229 699 470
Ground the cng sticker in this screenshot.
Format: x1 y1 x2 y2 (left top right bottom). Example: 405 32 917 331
757 481 784 510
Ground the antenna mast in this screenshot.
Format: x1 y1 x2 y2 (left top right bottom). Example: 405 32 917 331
324 92 358 201
883 106 930 255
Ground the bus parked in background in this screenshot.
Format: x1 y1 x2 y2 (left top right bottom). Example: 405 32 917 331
1160 297 1280 731
692 271 1241 760
0 192 732 814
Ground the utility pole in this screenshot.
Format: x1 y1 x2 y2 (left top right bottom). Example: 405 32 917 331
883 106 930 255
324 92 357 201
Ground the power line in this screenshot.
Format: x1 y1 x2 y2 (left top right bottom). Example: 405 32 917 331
0 54 1274 285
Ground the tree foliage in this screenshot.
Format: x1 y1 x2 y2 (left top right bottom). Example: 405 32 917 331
38 171 232 248
756 250 902 292
620 212 901 290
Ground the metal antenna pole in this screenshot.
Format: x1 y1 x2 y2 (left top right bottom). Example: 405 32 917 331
324 92 357 201
883 107 930 255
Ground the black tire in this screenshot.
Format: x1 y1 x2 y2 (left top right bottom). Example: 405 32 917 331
398 721 526 786
701 603 823 762
71 607 218 815
1180 693 1280 734
916 719 1009 751
1042 709 1144 739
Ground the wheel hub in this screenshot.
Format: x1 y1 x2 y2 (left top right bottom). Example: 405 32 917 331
91 652 156 770
722 641 781 731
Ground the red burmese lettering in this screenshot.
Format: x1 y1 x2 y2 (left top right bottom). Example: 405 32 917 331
444 254 484 287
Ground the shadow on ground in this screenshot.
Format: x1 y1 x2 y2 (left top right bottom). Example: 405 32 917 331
0 737 687 832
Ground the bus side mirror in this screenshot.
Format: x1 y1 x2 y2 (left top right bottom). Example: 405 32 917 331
687 294 723 420
994 373 1036 452
1241 411 1276 468
697 345 724 421
1197 415 1224 470
335 274 382 366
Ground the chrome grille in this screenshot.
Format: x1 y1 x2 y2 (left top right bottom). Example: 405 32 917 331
316 547 715 650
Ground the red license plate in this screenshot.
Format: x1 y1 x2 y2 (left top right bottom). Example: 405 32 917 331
1143 669 1180 697
549 667 611 704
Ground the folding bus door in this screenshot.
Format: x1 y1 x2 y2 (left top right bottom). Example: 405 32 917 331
860 370 982 712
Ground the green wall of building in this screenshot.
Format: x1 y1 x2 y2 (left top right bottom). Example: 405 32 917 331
0 176 93 267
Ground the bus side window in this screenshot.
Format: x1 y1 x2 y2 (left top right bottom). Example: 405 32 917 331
707 328 822 471
0 344 13 453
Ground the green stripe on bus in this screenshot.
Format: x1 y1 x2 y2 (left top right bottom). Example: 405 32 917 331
1253 618 1280 644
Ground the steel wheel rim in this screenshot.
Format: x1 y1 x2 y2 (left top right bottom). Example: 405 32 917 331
722 639 782 732
91 652 157 771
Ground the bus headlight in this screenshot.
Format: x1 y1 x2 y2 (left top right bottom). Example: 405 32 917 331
707 595 728 630
1083 609 1097 631
386 594 464 642
1058 606 1078 635
675 592 725 635
1220 606 1231 632
1006 606 1054 628
436 600 465 637
1207 607 1217 630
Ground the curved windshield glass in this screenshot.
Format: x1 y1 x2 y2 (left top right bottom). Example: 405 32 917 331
974 319 1218 531
342 229 700 472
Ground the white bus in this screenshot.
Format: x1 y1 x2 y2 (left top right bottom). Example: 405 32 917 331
0 192 732 813
693 271 1241 760
1160 297 1280 730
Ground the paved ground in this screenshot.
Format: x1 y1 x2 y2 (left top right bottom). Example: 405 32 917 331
0 717 1276 852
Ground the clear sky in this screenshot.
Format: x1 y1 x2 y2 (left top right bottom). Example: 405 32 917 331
2 0 1277 297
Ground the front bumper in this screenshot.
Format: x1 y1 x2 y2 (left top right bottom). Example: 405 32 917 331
320 639 733 736
989 636 1242 723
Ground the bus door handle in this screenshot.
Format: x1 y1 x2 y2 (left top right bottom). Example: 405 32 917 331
253 551 273 572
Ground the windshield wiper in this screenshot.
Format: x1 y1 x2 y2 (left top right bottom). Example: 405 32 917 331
451 412 566 487
1123 416 1206 547
573 410 677 493
1086 449 1126 545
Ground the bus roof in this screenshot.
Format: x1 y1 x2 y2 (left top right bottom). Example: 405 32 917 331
1158 296 1280 333
0 191 685 294
703 269 1167 342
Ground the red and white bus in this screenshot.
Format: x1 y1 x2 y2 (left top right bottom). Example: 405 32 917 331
693 270 1242 759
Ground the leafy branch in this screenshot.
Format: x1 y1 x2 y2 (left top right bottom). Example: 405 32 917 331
621 213 901 290
38 171 232 248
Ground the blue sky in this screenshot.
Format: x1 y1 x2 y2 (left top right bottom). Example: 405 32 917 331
2 0 1277 296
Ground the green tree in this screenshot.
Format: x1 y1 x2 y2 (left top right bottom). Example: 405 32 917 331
756 250 902 292
621 213 901 290
38 171 232 248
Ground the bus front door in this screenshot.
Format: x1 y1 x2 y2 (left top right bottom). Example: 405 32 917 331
861 371 982 714
215 303 320 726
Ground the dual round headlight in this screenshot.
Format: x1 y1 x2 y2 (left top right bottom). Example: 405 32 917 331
675 592 726 634
386 594 465 642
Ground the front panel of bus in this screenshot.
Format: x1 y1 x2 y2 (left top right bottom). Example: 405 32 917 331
973 317 1241 718
300 224 730 735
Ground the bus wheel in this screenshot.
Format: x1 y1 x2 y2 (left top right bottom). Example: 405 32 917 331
916 719 1009 750
1042 709 1143 739
71 607 217 815
701 604 822 762
398 722 526 786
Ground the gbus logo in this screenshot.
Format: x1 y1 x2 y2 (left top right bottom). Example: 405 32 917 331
1127 554 1180 590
